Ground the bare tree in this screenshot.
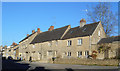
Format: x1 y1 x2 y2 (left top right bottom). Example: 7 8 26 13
87 2 118 37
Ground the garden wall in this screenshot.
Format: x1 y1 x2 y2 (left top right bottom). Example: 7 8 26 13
53 58 119 66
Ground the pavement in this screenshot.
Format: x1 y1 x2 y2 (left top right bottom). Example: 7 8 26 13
1 59 120 71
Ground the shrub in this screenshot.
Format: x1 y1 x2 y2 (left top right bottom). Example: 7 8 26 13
91 50 97 59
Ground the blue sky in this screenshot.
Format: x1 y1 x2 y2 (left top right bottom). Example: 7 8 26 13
2 2 118 46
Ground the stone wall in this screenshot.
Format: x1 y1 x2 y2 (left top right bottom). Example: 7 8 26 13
91 41 120 59
53 58 119 66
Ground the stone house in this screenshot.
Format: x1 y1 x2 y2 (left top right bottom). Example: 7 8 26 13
2 42 18 59
0 46 3 55
97 36 120 59
2 46 11 58
1 46 7 57
21 19 106 62
18 28 41 60
10 44 19 59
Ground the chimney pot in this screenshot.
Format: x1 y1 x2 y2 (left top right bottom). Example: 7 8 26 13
27 34 29 37
80 19 86 27
37 28 40 33
32 30 35 34
48 26 54 31
12 42 17 46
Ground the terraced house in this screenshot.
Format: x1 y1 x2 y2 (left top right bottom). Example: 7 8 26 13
2 42 18 59
18 19 107 62
18 28 42 60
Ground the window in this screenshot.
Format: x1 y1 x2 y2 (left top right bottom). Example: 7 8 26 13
85 51 89 57
56 41 58 46
77 51 82 57
6 53 8 56
78 39 82 45
9 49 11 52
55 51 57 55
26 45 27 47
33 45 35 48
67 40 72 46
70 31 73 34
14 51 16 55
48 42 52 47
47 51 53 56
98 30 100 36
82 28 87 32
67 52 71 56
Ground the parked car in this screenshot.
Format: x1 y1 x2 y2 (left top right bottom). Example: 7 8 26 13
8 56 13 60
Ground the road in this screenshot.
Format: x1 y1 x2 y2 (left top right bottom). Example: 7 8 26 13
0 56 2 71
2 59 120 71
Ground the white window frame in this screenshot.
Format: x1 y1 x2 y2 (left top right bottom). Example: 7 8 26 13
77 51 82 57
47 51 53 56
78 39 82 45
98 30 100 36
67 40 72 46
67 52 71 56
85 51 89 58
85 51 89 55
33 45 35 48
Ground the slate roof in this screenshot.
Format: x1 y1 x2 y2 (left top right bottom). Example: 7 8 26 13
30 25 69 44
98 36 120 44
19 32 36 43
62 22 99 40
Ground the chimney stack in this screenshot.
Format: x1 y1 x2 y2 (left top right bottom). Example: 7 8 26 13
12 42 17 46
80 19 86 27
37 28 40 33
32 30 35 34
27 34 29 37
48 26 54 31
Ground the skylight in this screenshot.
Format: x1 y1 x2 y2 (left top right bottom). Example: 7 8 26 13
70 31 73 34
82 28 87 32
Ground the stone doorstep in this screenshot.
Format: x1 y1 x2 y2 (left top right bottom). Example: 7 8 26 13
38 60 48 63
29 60 48 63
16 60 30 64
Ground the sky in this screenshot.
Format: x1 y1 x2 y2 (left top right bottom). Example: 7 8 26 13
2 2 118 46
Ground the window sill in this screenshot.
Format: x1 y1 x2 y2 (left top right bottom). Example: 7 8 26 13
67 45 71 47
77 45 82 46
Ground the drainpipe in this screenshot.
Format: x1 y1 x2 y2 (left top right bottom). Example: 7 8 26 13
41 44 42 60
89 35 92 55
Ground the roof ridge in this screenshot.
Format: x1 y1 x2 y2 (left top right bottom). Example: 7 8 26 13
111 35 120 37
70 21 100 29
38 25 70 34
54 25 70 30
102 36 120 39
19 31 36 43
30 25 70 44
85 21 100 26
